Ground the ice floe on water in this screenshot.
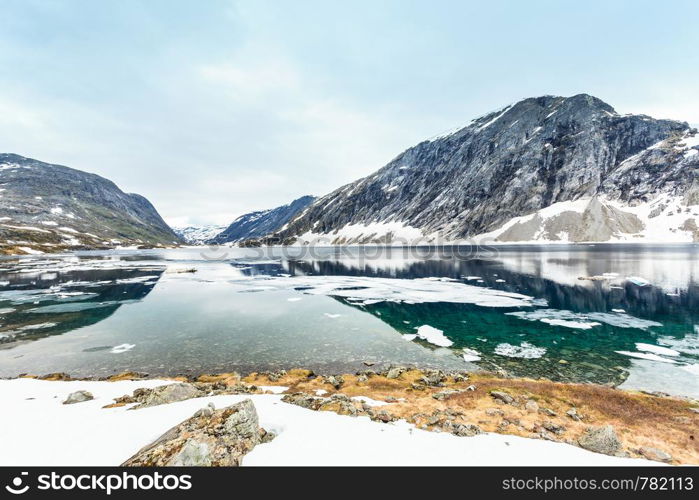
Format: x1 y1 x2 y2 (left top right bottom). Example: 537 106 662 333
615 351 678 364
17 322 57 331
323 313 341 319
494 342 546 359
462 348 481 362
415 325 453 347
682 364 699 376
507 309 661 330
635 343 680 357
231 275 535 308
110 343 135 354
402 334 417 341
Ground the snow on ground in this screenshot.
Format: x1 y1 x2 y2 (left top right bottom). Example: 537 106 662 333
295 220 425 246
0 379 658 466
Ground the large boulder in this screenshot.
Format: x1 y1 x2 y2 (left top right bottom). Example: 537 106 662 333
122 399 269 466
578 425 622 455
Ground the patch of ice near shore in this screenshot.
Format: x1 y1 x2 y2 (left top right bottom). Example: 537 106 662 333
507 309 661 330
0 379 658 466
110 344 135 354
462 348 481 362
415 325 453 347
635 343 680 357
233 275 535 308
682 364 699 376
615 351 678 364
494 342 546 359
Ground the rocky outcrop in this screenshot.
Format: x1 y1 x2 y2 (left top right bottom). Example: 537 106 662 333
122 399 271 466
0 154 181 253
114 381 259 409
269 94 698 244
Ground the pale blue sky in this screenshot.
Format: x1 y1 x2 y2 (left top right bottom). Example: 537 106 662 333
1 0 697 225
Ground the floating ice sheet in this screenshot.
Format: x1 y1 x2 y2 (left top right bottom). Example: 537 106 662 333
494 342 546 359
415 325 453 347
507 309 661 330
231 275 535 308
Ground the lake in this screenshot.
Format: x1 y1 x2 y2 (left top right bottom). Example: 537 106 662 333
0 245 697 398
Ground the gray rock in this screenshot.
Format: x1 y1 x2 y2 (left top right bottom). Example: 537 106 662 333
524 400 539 413
223 399 260 442
137 383 204 408
541 421 566 435
419 370 446 387
443 422 482 437
639 447 672 463
578 425 622 455
432 389 466 401
63 390 94 405
323 375 344 389
386 366 405 379
566 408 583 421
123 398 264 466
490 391 514 405
171 440 212 466
539 407 557 417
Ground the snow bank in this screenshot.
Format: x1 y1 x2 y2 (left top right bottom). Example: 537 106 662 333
0 379 657 466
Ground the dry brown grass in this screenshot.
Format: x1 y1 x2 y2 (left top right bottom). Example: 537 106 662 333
238 369 699 464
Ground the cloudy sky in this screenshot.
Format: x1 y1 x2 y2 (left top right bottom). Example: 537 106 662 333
1 0 698 226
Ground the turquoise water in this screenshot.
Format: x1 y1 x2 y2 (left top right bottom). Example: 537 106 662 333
0 245 697 397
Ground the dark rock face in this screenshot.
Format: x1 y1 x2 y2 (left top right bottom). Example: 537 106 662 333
272 94 696 243
211 195 315 244
0 154 180 251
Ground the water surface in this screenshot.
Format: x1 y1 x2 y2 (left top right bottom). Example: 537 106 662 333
0 245 697 397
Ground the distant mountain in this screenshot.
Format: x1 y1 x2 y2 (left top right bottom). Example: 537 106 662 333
173 224 226 245
211 195 315 244
0 154 181 254
271 94 699 244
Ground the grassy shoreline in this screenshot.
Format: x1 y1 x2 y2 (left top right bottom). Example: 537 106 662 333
11 367 699 465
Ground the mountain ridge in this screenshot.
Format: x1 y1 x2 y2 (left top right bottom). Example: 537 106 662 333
0 153 181 253
211 195 316 245
267 94 698 244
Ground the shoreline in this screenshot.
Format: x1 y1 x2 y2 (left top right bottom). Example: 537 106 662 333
4 367 698 465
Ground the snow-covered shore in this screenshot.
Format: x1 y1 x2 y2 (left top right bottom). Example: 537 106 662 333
0 378 659 466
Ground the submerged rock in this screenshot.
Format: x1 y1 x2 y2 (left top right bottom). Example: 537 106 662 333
123 399 264 466
578 425 622 455
63 390 94 404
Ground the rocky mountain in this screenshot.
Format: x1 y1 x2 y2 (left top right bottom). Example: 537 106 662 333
0 154 181 253
173 224 227 245
271 94 699 244
211 195 315 244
